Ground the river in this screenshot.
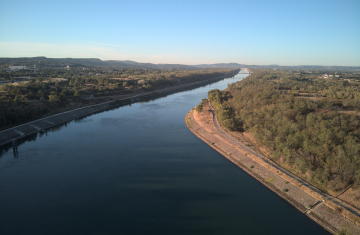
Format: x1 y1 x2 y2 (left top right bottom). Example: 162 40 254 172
0 73 330 235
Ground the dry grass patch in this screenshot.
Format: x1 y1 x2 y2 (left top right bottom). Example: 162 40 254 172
338 187 360 211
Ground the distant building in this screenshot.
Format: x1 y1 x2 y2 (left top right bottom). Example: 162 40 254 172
9 66 27 71
318 74 332 79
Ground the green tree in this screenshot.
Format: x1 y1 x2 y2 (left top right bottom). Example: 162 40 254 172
48 95 60 103
74 90 80 97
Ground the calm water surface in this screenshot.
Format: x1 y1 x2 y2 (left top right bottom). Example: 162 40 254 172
0 74 330 234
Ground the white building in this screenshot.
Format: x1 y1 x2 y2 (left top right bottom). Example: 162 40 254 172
9 66 27 71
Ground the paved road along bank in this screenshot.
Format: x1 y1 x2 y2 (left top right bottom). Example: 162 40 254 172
0 74 233 148
185 105 360 235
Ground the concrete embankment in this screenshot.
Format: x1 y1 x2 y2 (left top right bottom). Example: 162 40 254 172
0 74 233 148
185 105 360 235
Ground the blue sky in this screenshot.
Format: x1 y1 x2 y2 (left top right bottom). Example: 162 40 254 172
0 0 359 66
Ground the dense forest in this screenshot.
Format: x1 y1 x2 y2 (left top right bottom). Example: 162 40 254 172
206 69 360 193
0 67 237 130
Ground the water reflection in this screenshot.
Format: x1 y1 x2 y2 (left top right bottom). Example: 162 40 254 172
0 75 235 154
12 147 18 157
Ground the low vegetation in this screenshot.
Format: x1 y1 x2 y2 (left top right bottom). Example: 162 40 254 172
338 230 349 235
195 98 208 112
265 177 275 182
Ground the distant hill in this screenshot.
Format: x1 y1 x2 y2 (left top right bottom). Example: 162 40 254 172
194 63 244 69
0 57 195 69
105 60 194 69
0 57 103 68
0 57 359 71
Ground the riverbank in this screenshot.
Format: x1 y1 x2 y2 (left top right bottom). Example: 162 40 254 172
0 73 234 148
0 68 239 132
185 104 360 235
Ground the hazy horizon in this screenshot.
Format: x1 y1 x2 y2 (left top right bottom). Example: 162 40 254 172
1 0 359 66
1 56 359 67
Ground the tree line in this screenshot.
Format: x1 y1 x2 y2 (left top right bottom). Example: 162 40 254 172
204 69 360 193
0 68 238 130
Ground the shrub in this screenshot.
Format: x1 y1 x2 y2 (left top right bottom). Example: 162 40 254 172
196 104 203 112
336 207 343 213
282 189 288 192
265 177 274 182
338 230 349 235
138 79 146 85
48 95 60 103
249 165 254 169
